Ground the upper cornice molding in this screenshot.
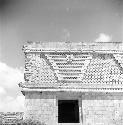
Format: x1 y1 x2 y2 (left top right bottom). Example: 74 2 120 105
23 41 123 53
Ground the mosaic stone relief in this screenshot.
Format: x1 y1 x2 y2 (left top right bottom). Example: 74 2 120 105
23 51 123 89
20 42 123 125
45 53 92 82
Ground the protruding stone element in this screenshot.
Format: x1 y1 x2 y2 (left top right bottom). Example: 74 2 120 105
23 41 123 52
19 41 123 125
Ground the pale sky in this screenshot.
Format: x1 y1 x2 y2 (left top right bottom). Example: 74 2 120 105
0 0 122 112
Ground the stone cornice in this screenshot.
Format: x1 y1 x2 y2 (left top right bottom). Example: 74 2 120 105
19 81 123 89
23 41 123 53
21 87 123 93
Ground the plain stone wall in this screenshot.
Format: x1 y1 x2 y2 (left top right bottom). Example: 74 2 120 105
82 92 123 125
24 92 123 125
24 92 56 125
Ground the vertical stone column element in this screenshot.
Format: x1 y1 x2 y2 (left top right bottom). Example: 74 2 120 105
24 53 41 84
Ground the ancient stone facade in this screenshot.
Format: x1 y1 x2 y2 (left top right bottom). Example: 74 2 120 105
0 112 23 124
19 41 123 125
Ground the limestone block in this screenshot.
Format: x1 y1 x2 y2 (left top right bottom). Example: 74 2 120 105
24 92 56 124
82 93 123 125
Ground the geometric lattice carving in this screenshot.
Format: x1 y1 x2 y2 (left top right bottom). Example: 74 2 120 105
39 57 57 86
83 54 123 85
24 53 57 86
23 52 123 88
113 54 123 69
20 42 123 89
45 53 92 82
24 53 41 84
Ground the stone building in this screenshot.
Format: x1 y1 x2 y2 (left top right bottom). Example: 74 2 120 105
0 112 23 125
19 41 123 125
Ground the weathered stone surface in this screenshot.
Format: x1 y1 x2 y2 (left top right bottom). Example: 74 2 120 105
22 51 123 89
0 112 23 124
23 92 123 125
24 92 56 124
22 42 123 89
24 53 57 87
20 42 123 125
82 93 123 125
23 41 123 52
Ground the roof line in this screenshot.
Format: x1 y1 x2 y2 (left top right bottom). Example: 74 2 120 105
23 50 123 53
21 87 123 93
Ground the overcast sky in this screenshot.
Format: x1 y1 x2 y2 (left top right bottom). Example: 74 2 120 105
0 0 122 112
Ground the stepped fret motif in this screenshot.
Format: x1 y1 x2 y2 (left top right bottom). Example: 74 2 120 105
20 42 123 89
113 54 123 69
45 53 92 81
19 42 123 125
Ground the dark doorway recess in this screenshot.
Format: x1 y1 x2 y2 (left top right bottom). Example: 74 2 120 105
58 100 79 123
